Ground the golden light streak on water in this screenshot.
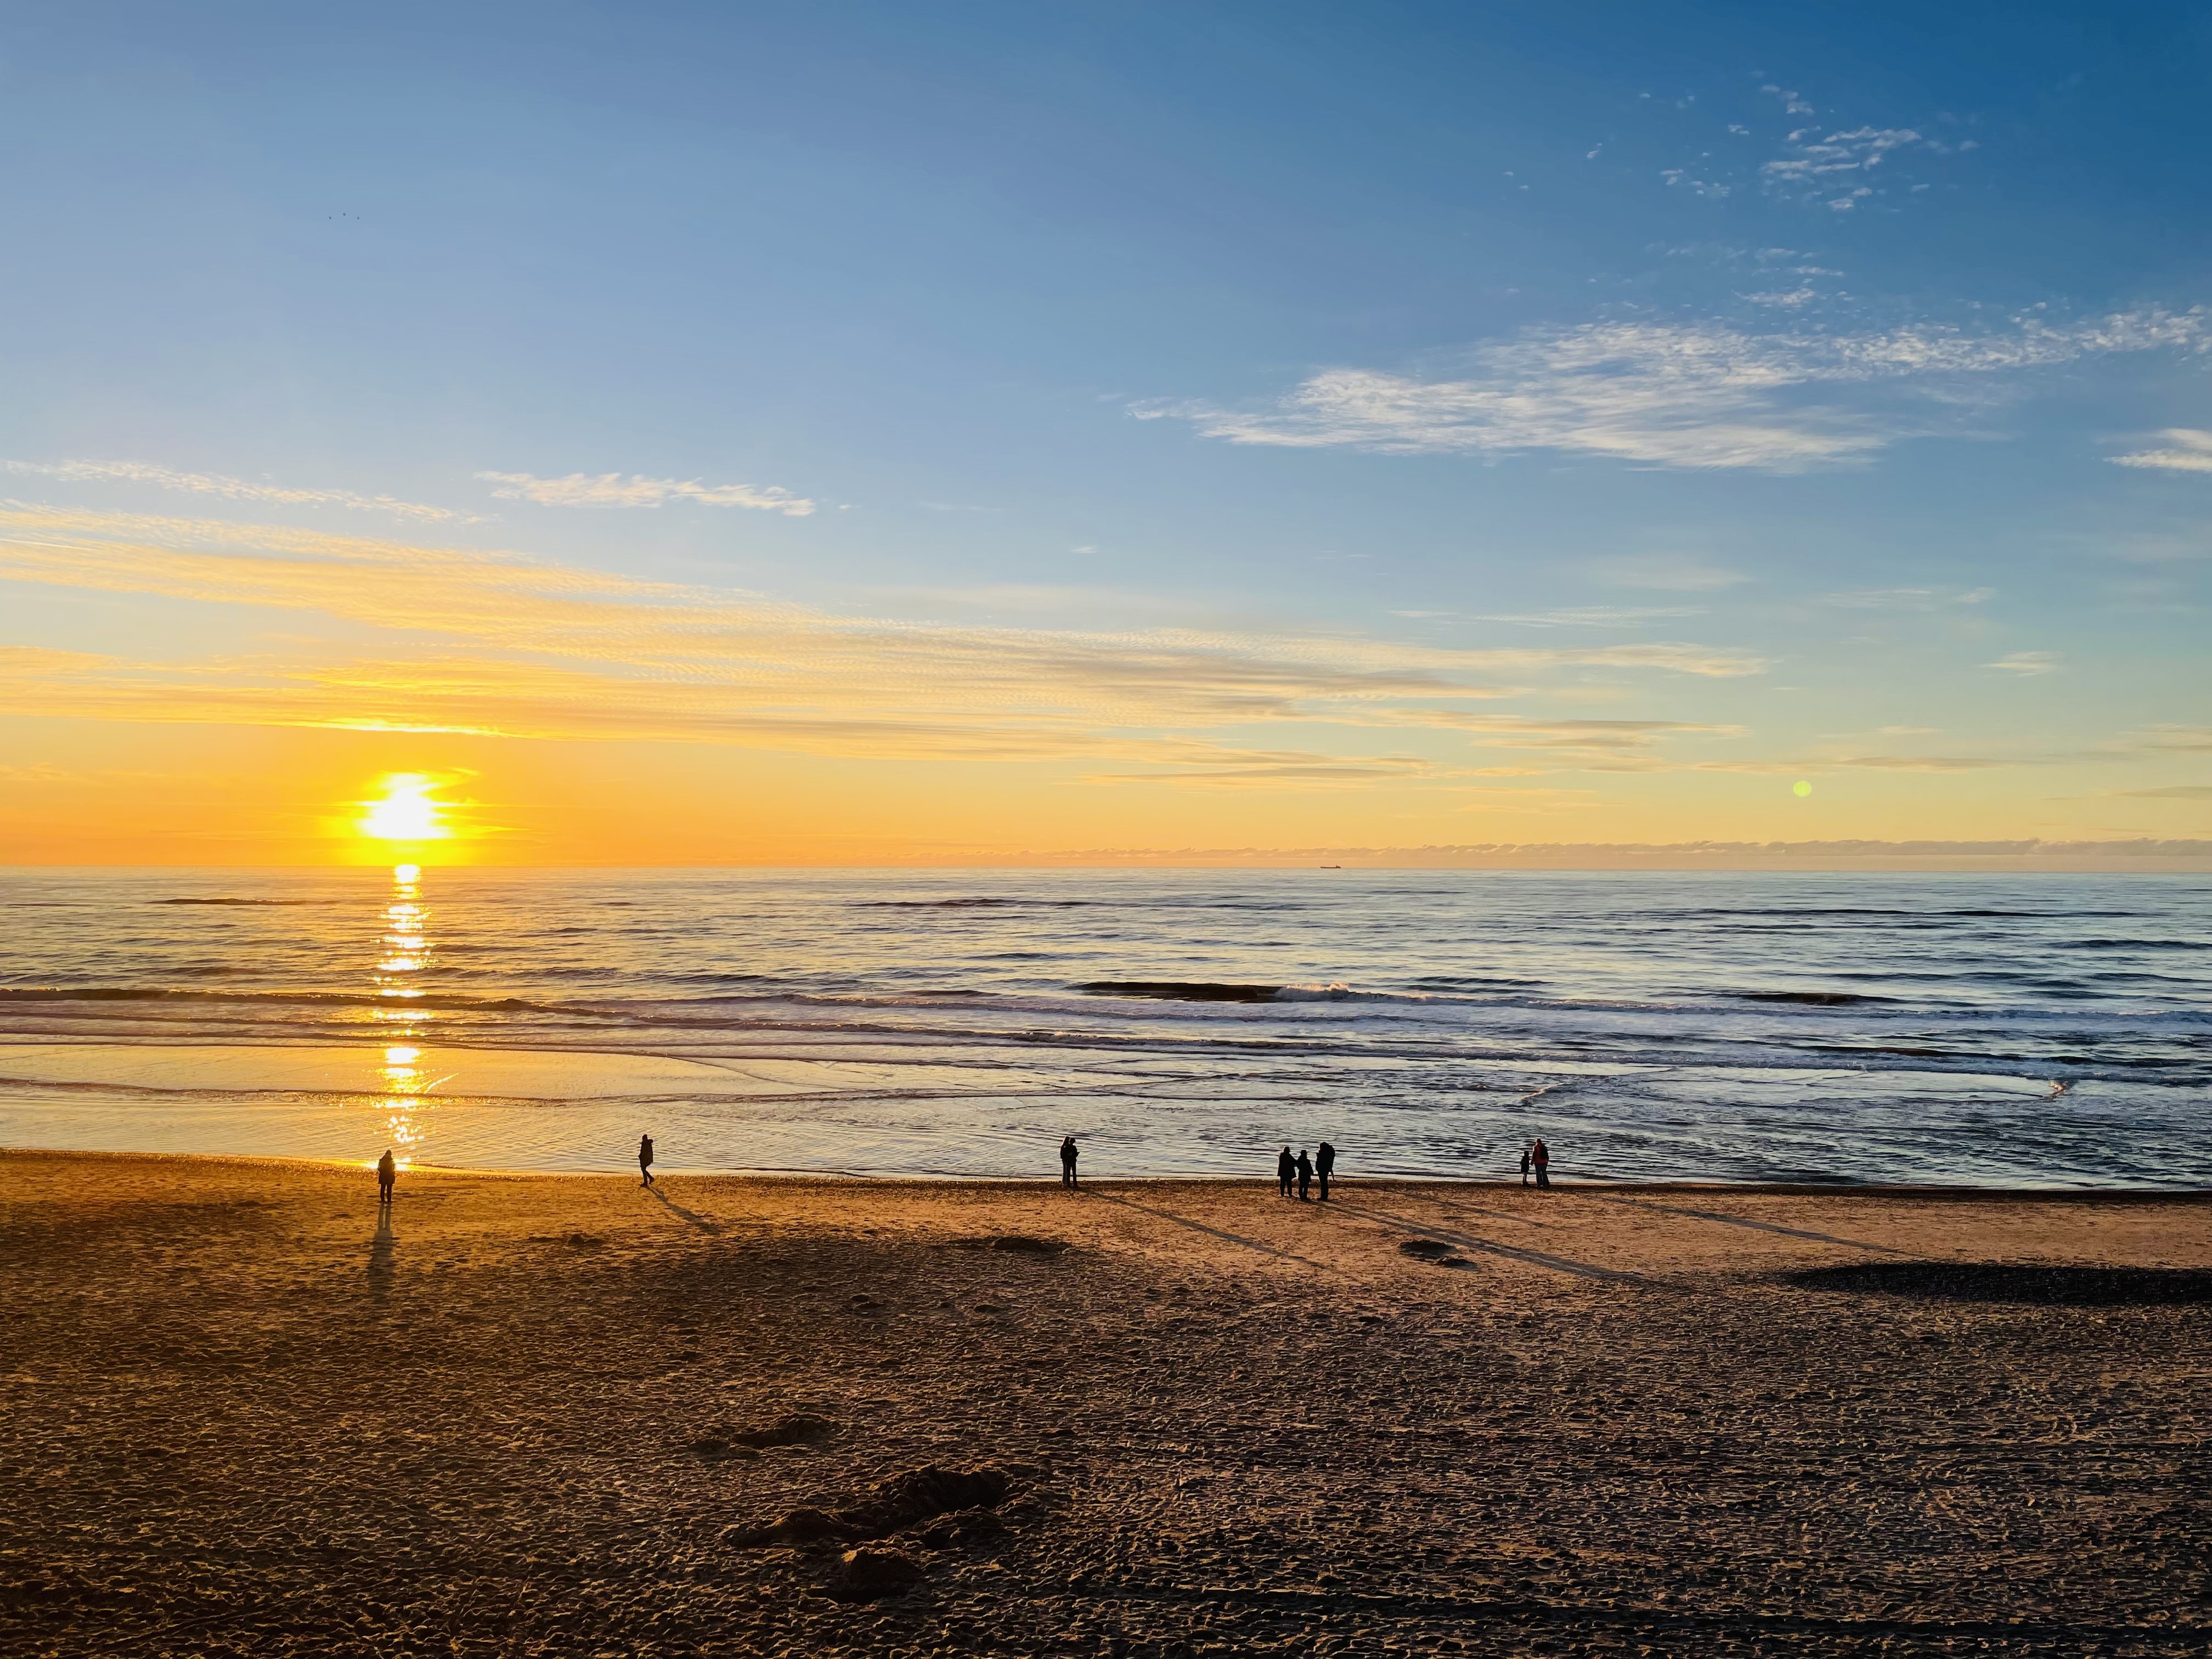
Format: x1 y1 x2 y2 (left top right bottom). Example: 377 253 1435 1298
369 865 436 1162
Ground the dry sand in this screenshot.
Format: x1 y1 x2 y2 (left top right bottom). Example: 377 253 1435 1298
3 1150 2208 1657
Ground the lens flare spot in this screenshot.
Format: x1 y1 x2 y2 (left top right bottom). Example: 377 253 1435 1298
1793 780 1814 798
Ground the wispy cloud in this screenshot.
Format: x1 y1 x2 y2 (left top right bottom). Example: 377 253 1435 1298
1660 167 1732 200
2122 785 2212 799
1078 747 1451 788
0 507 1764 778
1395 606 1706 628
1984 651 2062 676
1136 308 2206 473
1822 585 1994 610
1593 554 1748 591
2139 725 2212 752
1 459 479 523
475 471 816 515
1350 712 1741 754
1826 754 2008 771
1762 126 1927 210
860 583 1184 618
1740 83 1979 212
2108 428 2212 474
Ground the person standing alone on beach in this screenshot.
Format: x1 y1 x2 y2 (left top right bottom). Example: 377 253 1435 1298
1059 1135 1080 1189
1531 1138 1550 1189
638 1133 656 1189
1316 1140 1335 1201
1277 1145 1296 1197
376 1148 396 1206
1295 1148 1313 1201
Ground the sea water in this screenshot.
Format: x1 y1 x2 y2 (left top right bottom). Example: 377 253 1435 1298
1 867 2205 1186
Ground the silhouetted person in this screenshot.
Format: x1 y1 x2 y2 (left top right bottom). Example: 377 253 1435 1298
1532 1137 1550 1189
1520 1144 1532 1187
1295 1148 1313 1201
1277 1145 1295 1197
1060 1135 1080 1189
638 1132 656 1189
376 1148 396 1206
1316 1141 1335 1201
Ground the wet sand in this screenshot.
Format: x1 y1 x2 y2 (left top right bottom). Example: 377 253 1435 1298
3 1151 2208 1657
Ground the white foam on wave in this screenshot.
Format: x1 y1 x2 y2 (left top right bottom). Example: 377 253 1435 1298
1273 982 1443 1004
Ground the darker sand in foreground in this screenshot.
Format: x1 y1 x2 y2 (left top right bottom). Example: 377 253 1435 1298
2 1152 2208 1657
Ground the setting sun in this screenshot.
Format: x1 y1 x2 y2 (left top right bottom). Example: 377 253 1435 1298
356 774 450 843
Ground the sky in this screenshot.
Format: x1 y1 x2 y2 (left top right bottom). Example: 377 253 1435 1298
2 0 2210 867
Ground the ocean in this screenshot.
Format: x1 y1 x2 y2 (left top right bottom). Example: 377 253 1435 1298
1 866 2206 1187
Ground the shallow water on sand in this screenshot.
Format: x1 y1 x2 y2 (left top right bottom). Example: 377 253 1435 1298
1 867 2206 1184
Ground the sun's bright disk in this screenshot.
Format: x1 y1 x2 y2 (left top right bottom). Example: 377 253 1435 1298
358 774 451 842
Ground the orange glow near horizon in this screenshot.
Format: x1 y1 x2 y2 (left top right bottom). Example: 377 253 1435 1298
0 720 2203 871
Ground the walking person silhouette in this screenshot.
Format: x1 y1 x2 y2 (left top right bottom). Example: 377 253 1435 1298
1295 1148 1313 1201
376 1148 396 1207
1276 1145 1296 1197
638 1132 656 1189
1315 1140 1335 1201
1059 1135 1080 1189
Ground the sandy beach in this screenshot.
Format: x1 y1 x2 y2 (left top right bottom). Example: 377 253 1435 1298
3 1152 2208 1657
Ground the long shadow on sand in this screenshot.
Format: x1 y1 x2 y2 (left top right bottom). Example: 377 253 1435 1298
1579 1193 1911 1256
648 1186 723 1234
367 1209 394 1300
1792 1261 2212 1305
1401 1190 1561 1229
1090 1190 1337 1273
1327 1200 1646 1285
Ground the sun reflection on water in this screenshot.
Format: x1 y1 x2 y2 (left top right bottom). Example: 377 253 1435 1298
369 865 436 1166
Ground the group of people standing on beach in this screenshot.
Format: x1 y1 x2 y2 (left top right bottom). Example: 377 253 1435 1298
1276 1142 1335 1201
1058 1134 1342 1199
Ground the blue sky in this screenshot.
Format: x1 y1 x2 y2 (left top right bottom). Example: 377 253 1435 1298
2 2 2209 863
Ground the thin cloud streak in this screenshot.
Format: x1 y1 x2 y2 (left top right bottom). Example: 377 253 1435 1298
1984 651 2062 676
2108 428 2212 473
1822 585 1994 610
2 459 481 523
476 471 816 515
1458 606 1706 628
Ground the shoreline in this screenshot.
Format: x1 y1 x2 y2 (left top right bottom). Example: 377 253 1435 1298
7 1143 2211 1199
